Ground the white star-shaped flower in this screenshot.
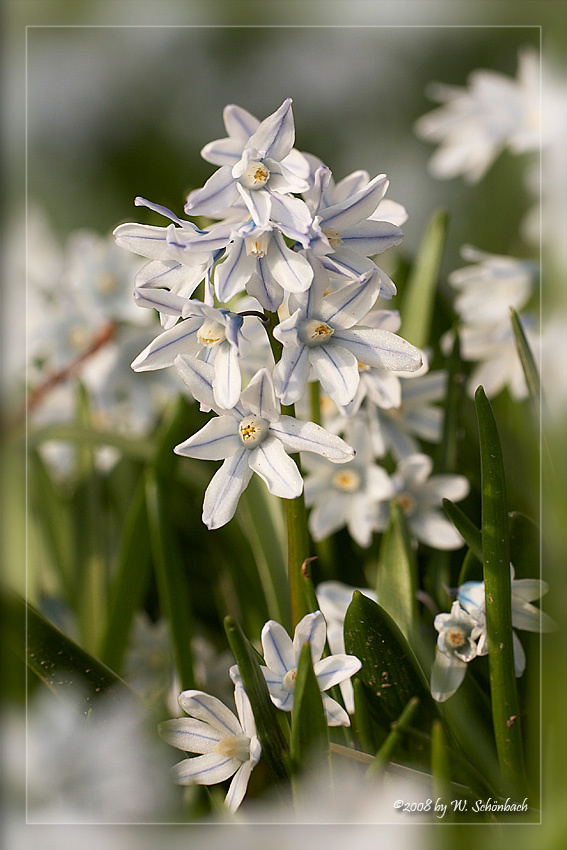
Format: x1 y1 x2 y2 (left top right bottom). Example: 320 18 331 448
174 360 354 529
430 601 483 702
232 611 362 726
273 255 422 407
158 687 261 812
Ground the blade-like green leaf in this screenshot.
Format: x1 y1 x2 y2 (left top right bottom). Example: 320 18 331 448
146 472 195 691
351 677 384 754
238 474 290 628
509 511 540 579
400 210 449 349
431 718 452 818
99 479 152 674
375 501 418 641
510 307 540 420
4 591 138 716
344 591 434 729
366 696 419 777
457 548 483 587
224 615 289 784
443 498 482 562
290 642 329 778
475 385 526 796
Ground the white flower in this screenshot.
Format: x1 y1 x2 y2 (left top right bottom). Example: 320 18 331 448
457 566 555 677
303 164 403 291
430 601 482 702
130 295 256 410
185 98 311 233
415 47 540 184
448 245 536 327
303 420 394 547
158 687 261 813
174 361 354 529
316 580 377 713
459 315 539 400
232 611 362 726
390 453 470 550
273 255 422 407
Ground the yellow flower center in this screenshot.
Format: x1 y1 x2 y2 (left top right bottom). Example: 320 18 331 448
238 414 269 447
301 318 334 347
241 160 270 190
283 669 297 691
322 227 342 249
214 733 250 762
447 627 466 649
332 469 361 493
396 492 414 513
197 320 226 347
245 232 271 258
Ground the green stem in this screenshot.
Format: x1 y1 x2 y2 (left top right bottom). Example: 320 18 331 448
284 454 311 629
475 386 527 797
309 381 322 426
366 696 420 777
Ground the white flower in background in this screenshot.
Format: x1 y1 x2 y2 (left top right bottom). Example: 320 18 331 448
303 420 394 547
390 453 470 550
317 580 377 713
448 245 536 326
130 293 257 409
61 229 150 327
24 689 174 823
366 366 448 460
273 256 422 406
430 600 483 702
232 611 361 726
415 47 540 183
457 566 555 677
459 315 539 400
185 98 311 232
174 360 354 529
158 687 261 813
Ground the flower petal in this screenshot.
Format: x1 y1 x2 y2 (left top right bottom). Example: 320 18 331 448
409 509 465 550
340 219 404 256
319 174 389 230
308 491 350 541
270 416 355 462
268 233 313 293
319 274 380 330
240 368 280 422
172 753 239 786
158 718 223 754
131 318 202 371
314 653 362 691
511 601 555 633
237 183 271 229
234 687 257 740
512 631 526 677
333 328 423 372
293 611 327 664
309 343 360 407
177 690 243 735
246 97 294 162
272 343 311 406
184 166 240 217
202 449 254 529
224 760 254 812
174 354 217 411
214 240 254 303
321 693 351 726
430 652 468 702
133 287 187 317
261 620 295 676
213 343 242 409
174 416 240 460
248 436 303 499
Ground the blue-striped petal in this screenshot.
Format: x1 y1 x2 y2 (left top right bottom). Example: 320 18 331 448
319 174 388 231
309 343 360 407
157 717 223 754
202 449 253 529
240 367 279 422
268 233 313 293
333 328 423 372
174 416 240 460
184 166 240 216
172 753 240 786
319 273 380 330
270 417 355 462
248 436 303 499
293 611 326 664
246 97 294 162
314 653 362 691
272 343 311 405
261 620 295 677
212 343 242 410
214 240 254 302
131 318 201 371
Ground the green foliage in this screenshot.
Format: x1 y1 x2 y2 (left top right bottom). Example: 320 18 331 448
290 642 329 779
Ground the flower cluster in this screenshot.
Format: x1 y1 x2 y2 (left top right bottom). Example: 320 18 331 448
159 610 361 811
430 566 554 702
114 98 424 530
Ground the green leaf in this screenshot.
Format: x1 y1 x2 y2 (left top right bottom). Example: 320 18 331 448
400 210 449 349
290 642 329 778
344 591 434 729
366 696 420 777
28 423 155 464
351 677 384 754
510 307 540 420
457 548 483 587
99 479 152 674
475 386 526 796
238 474 290 628
146 472 195 691
431 718 452 815
436 327 464 473
509 511 540 579
224 616 289 784
4 591 138 716
375 501 418 641
442 498 482 562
